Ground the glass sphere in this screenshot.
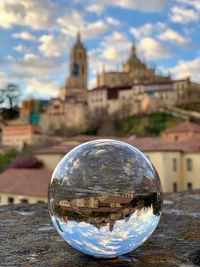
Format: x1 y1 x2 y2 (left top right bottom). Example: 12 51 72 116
48 139 163 258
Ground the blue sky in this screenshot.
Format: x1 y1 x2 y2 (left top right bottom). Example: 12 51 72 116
0 0 200 100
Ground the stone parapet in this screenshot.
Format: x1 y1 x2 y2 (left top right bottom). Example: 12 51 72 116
1 191 200 267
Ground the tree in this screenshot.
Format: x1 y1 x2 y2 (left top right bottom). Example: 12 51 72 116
0 83 20 109
0 150 17 173
0 83 20 121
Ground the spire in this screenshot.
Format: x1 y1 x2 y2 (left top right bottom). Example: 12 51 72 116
77 31 81 41
131 44 136 56
72 30 85 50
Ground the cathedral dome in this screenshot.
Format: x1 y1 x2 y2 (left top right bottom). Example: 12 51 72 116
125 45 146 69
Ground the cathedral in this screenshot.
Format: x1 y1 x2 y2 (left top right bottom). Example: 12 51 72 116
41 32 199 133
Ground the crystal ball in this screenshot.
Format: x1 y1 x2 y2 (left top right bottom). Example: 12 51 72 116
48 139 163 258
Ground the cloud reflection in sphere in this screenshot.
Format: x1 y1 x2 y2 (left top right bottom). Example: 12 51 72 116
48 139 163 258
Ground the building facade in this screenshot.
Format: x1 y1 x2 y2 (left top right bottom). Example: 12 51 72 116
35 122 200 193
2 124 44 150
0 168 51 205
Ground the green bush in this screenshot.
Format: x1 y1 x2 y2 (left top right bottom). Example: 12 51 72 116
0 150 17 172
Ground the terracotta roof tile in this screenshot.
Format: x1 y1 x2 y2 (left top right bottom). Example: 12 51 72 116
101 195 132 204
36 133 200 154
163 121 200 134
127 136 200 153
35 136 126 154
35 144 76 155
0 168 51 197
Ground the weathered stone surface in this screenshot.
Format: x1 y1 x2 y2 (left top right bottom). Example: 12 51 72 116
0 191 200 267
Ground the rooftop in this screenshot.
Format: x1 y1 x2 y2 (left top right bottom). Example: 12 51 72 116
126 136 200 153
0 168 51 197
101 195 133 204
163 121 200 134
1 190 199 266
35 136 126 154
35 133 200 155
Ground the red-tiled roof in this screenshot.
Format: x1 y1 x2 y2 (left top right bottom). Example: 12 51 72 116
36 132 200 154
0 168 51 197
35 144 76 155
101 195 132 204
126 136 200 153
163 121 200 134
64 135 124 143
35 136 126 154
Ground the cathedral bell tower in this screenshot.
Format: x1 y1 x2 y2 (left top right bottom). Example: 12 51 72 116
69 32 87 88
60 32 88 101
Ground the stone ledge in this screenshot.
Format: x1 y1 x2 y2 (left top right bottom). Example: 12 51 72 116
1 191 200 267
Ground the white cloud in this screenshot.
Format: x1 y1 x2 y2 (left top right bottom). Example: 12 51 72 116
10 54 67 78
116 0 169 12
170 6 199 24
23 53 38 61
60 13 110 40
84 0 169 13
25 78 59 99
159 29 191 47
0 0 56 30
86 4 104 15
170 56 200 82
137 37 172 60
89 31 131 74
0 72 8 88
13 45 28 53
39 34 68 57
130 22 166 39
12 31 36 41
58 10 85 37
177 0 200 11
88 77 97 90
82 20 109 40
106 17 121 26
101 32 131 62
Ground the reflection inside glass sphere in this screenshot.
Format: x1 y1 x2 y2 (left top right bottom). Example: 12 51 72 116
48 139 163 258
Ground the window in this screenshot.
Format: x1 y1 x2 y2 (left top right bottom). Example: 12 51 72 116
37 201 45 204
174 135 179 141
187 183 192 191
21 199 28 204
173 183 177 193
8 197 14 204
172 158 177 171
186 159 192 171
54 104 60 110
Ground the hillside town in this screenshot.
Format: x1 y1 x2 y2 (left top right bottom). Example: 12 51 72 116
0 33 200 205
2 32 200 146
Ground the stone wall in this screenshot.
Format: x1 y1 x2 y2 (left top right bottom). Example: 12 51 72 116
1 190 199 267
